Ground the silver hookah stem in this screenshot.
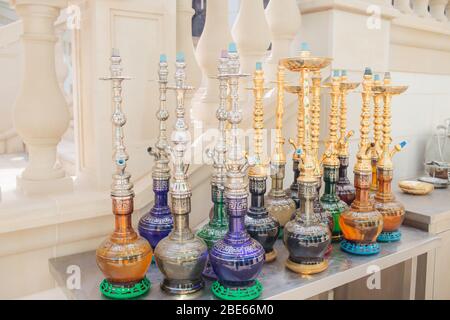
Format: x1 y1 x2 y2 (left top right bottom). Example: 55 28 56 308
101 48 133 198
149 54 170 179
208 50 230 190
168 52 194 238
225 43 249 197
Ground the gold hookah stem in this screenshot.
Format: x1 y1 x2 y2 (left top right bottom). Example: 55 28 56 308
338 72 349 157
354 68 373 173
253 62 265 163
299 66 315 181
273 65 286 165
382 73 392 153
323 70 340 166
373 74 383 157
296 69 306 154
311 70 322 175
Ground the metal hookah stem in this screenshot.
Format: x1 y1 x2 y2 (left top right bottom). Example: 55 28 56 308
311 70 322 175
155 55 170 163
382 75 393 152
170 54 192 238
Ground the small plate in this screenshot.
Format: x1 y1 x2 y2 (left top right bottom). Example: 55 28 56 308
398 180 434 195
418 176 449 189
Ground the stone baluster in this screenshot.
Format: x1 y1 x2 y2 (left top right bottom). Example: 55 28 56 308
412 0 432 18
11 0 73 195
192 0 232 125
429 0 449 21
264 0 301 82
394 0 413 13
232 0 270 106
177 0 201 89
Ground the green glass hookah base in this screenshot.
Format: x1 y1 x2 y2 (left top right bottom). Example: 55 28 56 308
100 277 151 300
278 227 284 239
211 280 263 300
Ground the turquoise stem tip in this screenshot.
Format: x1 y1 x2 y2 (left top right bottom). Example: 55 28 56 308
333 69 340 77
228 42 237 53
160 54 167 63
399 140 407 148
364 67 372 75
176 52 185 62
341 70 347 77
300 42 309 51
374 74 380 81
256 62 262 70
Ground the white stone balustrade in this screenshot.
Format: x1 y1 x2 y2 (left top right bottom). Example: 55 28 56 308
10 0 73 195
412 0 432 18
394 0 414 13
264 0 301 82
447 2 450 20
177 0 201 89
232 0 270 108
191 0 232 125
429 0 449 21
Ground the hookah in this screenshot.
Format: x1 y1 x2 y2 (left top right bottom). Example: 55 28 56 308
209 43 265 301
284 43 333 235
154 53 208 295
96 49 152 299
265 65 296 238
282 52 331 275
196 50 229 279
138 54 173 251
320 70 349 242
370 74 384 200
339 67 384 255
245 62 280 263
373 72 408 242
336 70 358 205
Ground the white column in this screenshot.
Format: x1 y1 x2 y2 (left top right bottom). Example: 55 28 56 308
447 2 450 20
394 0 413 13
429 0 449 21
264 0 301 82
177 0 201 88
232 0 270 83
11 0 73 195
412 0 432 18
191 0 232 125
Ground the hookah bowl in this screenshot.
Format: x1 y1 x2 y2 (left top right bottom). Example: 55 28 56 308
374 168 405 242
284 179 331 275
96 49 152 299
336 155 356 205
339 171 384 255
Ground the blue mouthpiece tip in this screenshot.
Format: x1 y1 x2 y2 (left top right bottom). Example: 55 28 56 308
300 42 309 51
341 70 347 76
256 62 262 71
159 54 167 63
333 70 340 77
296 148 302 155
176 52 185 62
374 74 380 81
400 141 407 148
228 42 237 53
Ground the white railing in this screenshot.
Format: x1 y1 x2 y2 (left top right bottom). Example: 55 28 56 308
394 0 450 21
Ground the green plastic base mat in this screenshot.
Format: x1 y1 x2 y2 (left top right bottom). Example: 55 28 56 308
100 277 151 299
211 280 263 300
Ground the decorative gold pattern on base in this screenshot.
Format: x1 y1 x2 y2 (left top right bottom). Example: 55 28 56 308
285 259 329 275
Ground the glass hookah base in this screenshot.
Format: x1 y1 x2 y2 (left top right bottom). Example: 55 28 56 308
265 248 277 263
202 260 218 280
377 230 401 243
211 280 263 301
99 277 151 300
161 278 204 295
340 240 380 256
285 258 329 275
